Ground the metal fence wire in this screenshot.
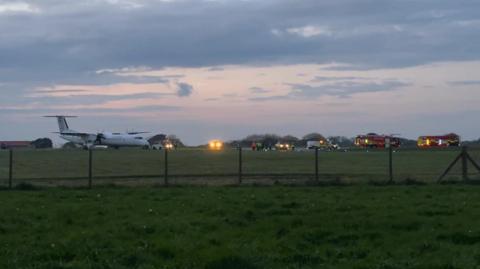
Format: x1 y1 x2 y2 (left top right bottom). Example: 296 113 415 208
1 147 480 188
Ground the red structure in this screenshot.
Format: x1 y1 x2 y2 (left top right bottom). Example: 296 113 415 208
355 133 400 148
417 133 460 148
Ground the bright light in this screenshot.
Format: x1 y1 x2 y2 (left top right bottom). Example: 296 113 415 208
209 140 223 150
277 143 292 150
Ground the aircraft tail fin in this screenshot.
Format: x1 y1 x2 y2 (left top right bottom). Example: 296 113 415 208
44 116 77 133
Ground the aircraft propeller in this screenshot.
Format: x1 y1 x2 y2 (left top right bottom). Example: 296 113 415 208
95 133 106 145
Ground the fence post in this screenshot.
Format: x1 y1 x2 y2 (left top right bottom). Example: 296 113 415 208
164 148 169 186
315 147 319 182
461 146 468 181
8 149 13 189
388 145 393 183
238 146 243 185
88 149 93 189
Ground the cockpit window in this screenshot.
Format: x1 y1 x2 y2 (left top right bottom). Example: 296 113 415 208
135 137 143 140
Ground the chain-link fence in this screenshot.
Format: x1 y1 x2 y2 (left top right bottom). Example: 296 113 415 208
1 147 479 188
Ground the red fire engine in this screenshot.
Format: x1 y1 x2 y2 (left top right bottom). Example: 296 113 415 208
355 133 400 148
417 133 460 148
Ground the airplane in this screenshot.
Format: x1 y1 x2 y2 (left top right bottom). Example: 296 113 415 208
45 116 151 150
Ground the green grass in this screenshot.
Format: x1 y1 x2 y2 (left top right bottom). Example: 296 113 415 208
0 148 480 186
1 186 480 268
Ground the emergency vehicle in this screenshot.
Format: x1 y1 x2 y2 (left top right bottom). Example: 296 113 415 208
275 142 294 151
417 133 460 148
355 133 400 148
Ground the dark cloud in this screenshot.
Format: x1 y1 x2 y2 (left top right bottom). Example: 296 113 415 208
1 0 480 144
223 93 239 98
0 0 479 88
311 76 369 82
287 80 410 98
33 89 88 94
249 87 270 94
87 74 169 85
0 104 180 114
176 82 193 97
447 80 480 86
250 79 410 101
26 92 168 106
249 95 290 102
208 67 225 71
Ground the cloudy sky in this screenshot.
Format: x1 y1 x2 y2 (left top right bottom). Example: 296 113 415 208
1 0 480 145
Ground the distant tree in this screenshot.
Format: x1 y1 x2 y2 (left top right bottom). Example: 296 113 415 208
235 134 284 148
296 133 327 147
148 134 167 145
398 138 418 147
281 135 299 143
31 138 53 149
328 136 354 147
226 140 241 148
62 142 78 149
262 134 281 147
302 133 326 141
244 134 265 143
463 138 480 146
166 134 185 147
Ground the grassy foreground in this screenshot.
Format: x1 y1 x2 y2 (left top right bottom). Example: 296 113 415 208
1 186 480 268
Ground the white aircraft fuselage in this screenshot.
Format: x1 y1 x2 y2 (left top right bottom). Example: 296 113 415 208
60 132 150 148
47 116 151 149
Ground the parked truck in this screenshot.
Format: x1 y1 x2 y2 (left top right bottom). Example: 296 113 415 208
417 133 460 148
355 133 400 148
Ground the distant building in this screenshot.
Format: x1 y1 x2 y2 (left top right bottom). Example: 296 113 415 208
0 141 32 149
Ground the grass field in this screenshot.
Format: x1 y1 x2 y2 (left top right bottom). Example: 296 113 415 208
1 185 480 268
1 147 480 187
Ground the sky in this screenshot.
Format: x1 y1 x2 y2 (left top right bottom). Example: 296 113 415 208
1 0 480 146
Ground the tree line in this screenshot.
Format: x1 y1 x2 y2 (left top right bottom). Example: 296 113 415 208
18 135 480 149
227 133 355 148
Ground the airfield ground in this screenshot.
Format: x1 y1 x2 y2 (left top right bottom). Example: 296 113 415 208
1 185 480 268
0 147 480 187
1 149 480 268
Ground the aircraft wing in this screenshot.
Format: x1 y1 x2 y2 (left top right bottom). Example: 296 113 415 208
57 132 93 138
